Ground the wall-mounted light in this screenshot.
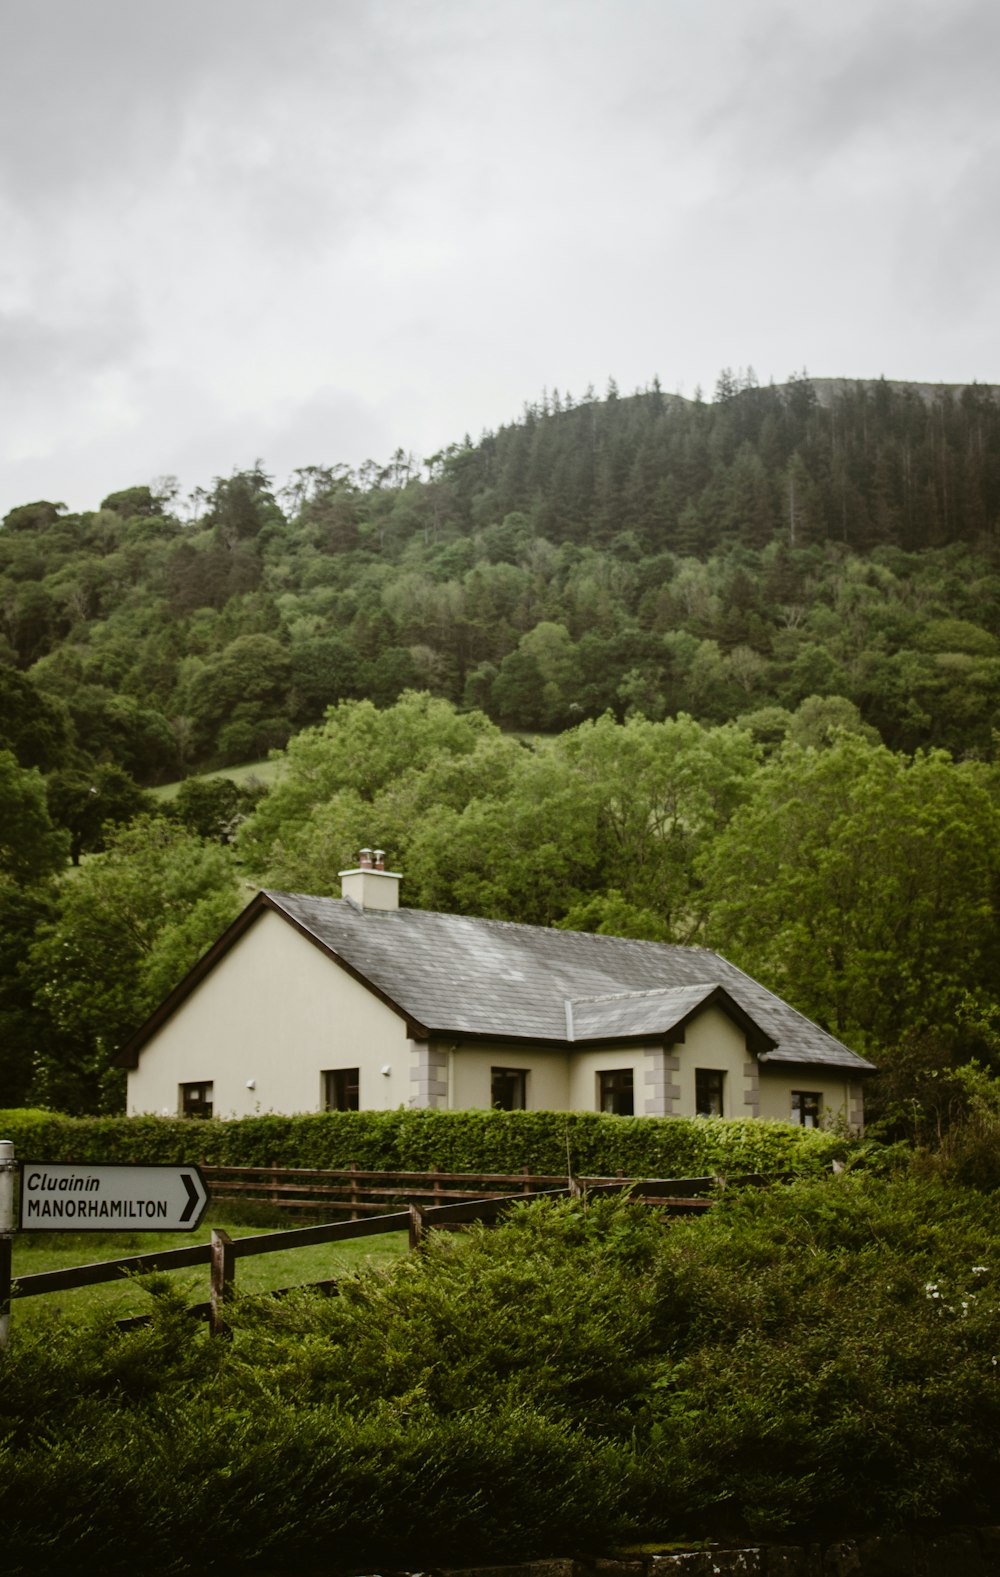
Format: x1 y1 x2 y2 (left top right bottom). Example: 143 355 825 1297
381 1064 392 1077
246 1078 256 1090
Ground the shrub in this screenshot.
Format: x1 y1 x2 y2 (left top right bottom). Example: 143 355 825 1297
0 1106 850 1178
3 1179 1000 1572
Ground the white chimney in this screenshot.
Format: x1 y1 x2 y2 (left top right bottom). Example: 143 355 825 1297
339 848 401 911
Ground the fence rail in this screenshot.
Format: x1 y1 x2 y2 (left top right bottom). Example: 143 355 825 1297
11 1173 732 1338
199 1163 736 1217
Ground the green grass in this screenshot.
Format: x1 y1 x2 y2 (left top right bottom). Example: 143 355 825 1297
148 756 284 802
10 1218 408 1326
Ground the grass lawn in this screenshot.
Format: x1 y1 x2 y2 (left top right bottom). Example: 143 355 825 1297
149 755 284 802
10 1217 408 1327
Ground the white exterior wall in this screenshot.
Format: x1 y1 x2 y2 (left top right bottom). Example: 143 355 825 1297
568 1046 641 1110
758 1069 858 1127
672 1007 756 1118
126 910 410 1118
448 1043 571 1110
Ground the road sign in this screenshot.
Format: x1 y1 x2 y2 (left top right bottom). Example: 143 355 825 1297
19 1163 209 1232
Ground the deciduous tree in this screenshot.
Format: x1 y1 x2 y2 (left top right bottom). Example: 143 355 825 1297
26 819 243 1111
699 736 1000 1052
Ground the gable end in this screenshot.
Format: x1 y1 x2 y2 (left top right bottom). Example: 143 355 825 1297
116 890 427 1068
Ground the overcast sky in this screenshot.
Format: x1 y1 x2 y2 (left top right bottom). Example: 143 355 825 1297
1 0 998 518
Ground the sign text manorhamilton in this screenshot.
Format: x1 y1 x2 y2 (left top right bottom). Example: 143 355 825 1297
20 1163 209 1232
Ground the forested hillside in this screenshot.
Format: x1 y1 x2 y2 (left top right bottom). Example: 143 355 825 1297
4 374 1000 790
3 373 1000 1118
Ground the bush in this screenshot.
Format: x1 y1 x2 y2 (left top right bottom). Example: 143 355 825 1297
3 1179 1000 1572
0 1106 850 1177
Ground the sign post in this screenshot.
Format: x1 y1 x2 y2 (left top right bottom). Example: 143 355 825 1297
19 1162 209 1234
0 1140 15 1350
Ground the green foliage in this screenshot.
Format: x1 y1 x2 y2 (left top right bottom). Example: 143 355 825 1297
7 382 1000 1136
240 698 759 937
0 666 72 772
23 820 243 1113
912 1062 1000 1191
2 498 65 532
46 761 153 864
3 1180 1000 1571
0 1106 847 1175
699 735 1000 1052
169 773 265 842
6 381 1000 780
0 751 69 883
237 691 508 891
0 887 58 1106
98 484 163 519
180 632 293 756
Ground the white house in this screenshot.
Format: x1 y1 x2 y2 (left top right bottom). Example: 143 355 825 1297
121 852 874 1127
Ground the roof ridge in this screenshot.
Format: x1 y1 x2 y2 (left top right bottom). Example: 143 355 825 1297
571 982 718 1006
266 890 700 950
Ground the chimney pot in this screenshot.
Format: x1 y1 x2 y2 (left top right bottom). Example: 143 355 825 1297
359 847 373 869
374 848 385 871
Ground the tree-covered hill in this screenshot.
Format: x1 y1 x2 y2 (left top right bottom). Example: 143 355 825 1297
4 374 1000 1116
2 375 1000 800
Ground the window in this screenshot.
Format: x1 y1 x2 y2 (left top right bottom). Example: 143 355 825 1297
792 1090 822 1128
598 1069 634 1116
323 1068 360 1112
695 1068 725 1117
491 1067 527 1111
180 1081 213 1119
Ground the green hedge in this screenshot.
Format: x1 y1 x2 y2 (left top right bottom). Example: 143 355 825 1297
4 1178 1000 1572
0 1106 849 1177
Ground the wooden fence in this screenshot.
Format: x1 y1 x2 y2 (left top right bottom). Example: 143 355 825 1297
11 1174 726 1337
198 1163 731 1219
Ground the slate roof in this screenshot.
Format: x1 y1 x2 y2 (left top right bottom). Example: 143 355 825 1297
254 889 874 1074
568 984 774 1049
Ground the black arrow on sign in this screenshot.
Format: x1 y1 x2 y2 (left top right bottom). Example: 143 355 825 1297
180 1171 199 1225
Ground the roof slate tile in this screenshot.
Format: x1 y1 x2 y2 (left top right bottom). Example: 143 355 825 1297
266 890 874 1073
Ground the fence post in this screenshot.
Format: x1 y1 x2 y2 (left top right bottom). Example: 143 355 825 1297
349 1163 359 1220
210 1228 235 1338
0 1140 14 1352
408 1203 427 1252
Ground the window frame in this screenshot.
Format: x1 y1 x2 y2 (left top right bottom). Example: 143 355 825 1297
491 1066 528 1111
695 1068 725 1118
180 1080 214 1119
791 1090 823 1129
597 1068 635 1116
322 1067 360 1112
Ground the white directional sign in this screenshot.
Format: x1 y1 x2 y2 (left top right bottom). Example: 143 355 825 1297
19 1163 209 1232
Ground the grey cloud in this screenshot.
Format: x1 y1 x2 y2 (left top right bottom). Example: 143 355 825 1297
1 0 997 519
0 297 142 382
0 1 397 208
698 0 1000 182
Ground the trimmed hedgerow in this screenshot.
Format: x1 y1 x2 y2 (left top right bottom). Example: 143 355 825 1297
0 1105 850 1176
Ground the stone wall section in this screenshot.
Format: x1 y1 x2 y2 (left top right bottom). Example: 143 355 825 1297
742 1060 760 1118
409 1039 448 1109
644 1048 681 1116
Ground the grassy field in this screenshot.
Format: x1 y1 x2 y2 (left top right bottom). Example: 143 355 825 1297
149 756 284 802
10 1217 408 1327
